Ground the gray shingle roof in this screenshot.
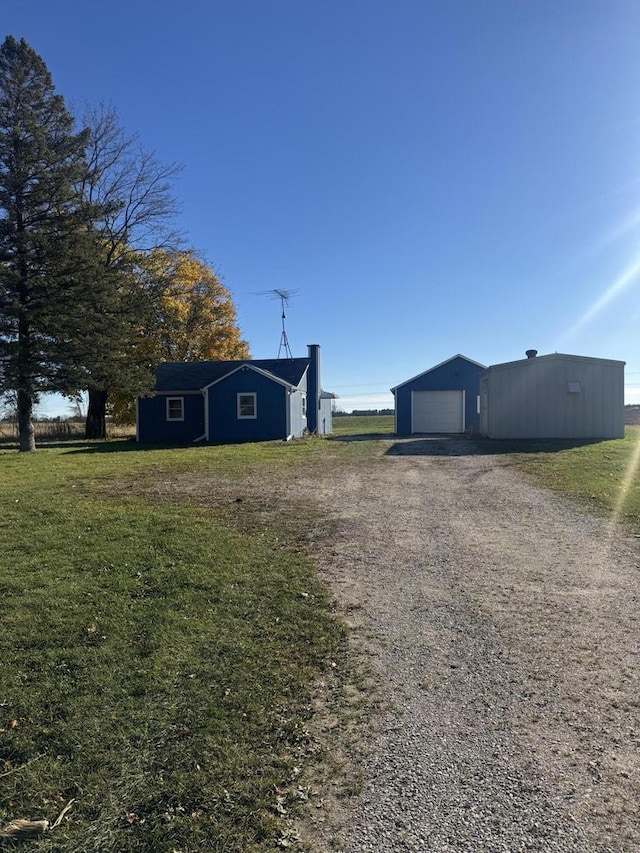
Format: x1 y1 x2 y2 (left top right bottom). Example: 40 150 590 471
154 358 309 392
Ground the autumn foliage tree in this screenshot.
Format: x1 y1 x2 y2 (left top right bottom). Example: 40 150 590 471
0 41 248 443
142 249 249 360
110 249 249 424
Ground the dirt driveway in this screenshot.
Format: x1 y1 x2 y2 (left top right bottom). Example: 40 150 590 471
299 437 640 852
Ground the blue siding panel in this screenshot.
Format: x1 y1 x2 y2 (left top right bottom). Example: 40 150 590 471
395 356 485 434
208 368 288 443
137 350 333 444
137 394 205 443
307 344 320 433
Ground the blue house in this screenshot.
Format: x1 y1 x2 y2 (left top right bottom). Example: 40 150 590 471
391 354 486 435
137 344 333 443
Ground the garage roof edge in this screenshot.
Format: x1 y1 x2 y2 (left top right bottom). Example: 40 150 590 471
391 354 487 393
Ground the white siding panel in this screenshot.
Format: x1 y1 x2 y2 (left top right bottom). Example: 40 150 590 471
412 390 464 433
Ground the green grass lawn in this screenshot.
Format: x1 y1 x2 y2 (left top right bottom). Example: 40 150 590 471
0 441 346 852
331 415 394 436
2 420 638 851
508 426 640 532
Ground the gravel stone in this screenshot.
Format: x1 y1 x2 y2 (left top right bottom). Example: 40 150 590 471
303 438 639 852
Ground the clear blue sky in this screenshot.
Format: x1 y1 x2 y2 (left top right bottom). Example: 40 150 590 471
4 0 640 413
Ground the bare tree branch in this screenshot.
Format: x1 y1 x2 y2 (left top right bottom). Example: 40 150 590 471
81 103 183 264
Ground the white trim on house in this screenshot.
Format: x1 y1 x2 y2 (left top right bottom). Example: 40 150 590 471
237 392 257 419
166 397 185 421
391 354 487 392
204 363 295 391
145 390 202 396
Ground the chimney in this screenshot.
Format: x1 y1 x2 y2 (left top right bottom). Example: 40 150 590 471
307 344 321 433
525 349 538 359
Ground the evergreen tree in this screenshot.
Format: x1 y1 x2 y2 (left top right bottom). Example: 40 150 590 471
0 36 104 450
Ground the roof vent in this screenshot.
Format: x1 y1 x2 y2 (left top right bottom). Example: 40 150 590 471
525 349 538 359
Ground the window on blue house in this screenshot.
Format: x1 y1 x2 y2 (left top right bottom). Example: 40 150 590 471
166 397 184 421
238 392 257 419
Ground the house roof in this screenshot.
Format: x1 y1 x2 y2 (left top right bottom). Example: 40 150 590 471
154 358 310 392
390 354 487 393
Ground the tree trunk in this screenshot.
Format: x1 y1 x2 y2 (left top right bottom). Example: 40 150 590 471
17 388 36 452
85 387 108 439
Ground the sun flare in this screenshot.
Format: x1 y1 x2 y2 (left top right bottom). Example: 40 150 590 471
563 253 640 344
608 429 640 536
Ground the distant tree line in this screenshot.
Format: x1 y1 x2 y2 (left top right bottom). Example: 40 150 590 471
333 408 394 417
0 36 248 451
624 404 640 425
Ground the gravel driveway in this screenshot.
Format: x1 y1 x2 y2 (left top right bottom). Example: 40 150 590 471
303 437 640 852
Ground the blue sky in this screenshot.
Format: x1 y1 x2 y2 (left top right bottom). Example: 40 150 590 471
4 0 640 413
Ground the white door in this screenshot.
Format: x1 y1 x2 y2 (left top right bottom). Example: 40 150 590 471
411 390 464 433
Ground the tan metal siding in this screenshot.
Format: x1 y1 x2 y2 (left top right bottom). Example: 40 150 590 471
484 355 624 439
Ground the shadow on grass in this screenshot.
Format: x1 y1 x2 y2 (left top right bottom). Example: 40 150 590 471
65 440 200 455
0 438 97 452
329 432 396 442
384 435 608 457
0 437 194 454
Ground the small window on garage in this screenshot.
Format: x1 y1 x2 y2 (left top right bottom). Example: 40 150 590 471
302 394 307 417
567 381 582 394
166 397 184 421
238 392 257 419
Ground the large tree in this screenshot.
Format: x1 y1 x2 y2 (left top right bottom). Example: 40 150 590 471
110 249 250 424
0 36 106 451
140 249 249 362
79 105 182 439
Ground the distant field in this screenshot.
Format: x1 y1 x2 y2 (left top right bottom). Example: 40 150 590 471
331 414 394 435
0 421 135 442
625 405 640 425
0 416 390 444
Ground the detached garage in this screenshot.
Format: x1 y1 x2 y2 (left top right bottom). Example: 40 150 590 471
392 355 486 435
479 351 625 439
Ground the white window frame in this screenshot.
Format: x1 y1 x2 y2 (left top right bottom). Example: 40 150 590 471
166 396 184 421
301 394 307 417
237 392 257 419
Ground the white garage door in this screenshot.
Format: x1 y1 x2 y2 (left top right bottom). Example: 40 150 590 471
411 390 464 433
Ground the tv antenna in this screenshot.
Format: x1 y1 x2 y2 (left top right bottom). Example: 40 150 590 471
254 288 299 358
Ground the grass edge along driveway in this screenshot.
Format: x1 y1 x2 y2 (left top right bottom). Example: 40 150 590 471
1 421 638 851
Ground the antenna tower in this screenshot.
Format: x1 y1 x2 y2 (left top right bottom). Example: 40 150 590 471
255 288 299 358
